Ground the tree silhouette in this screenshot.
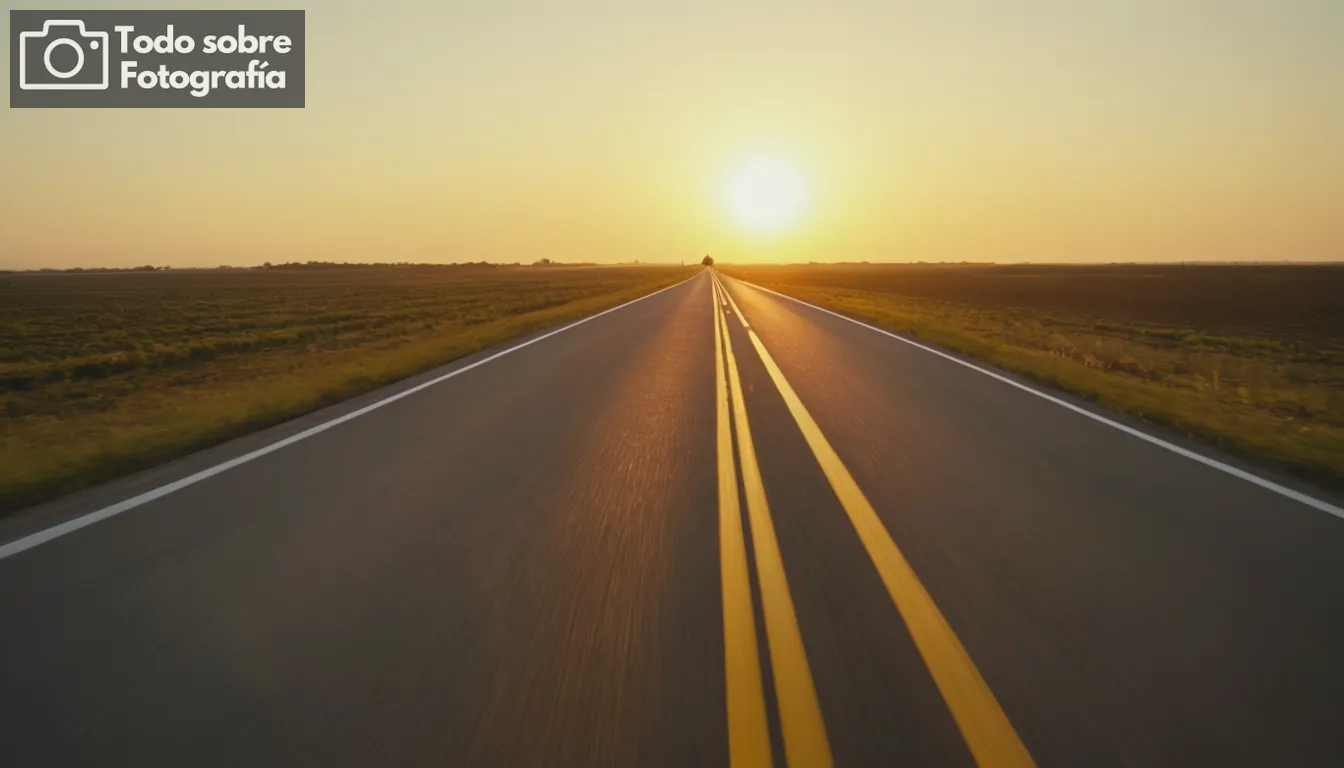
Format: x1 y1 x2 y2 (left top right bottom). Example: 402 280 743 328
701 255 714 267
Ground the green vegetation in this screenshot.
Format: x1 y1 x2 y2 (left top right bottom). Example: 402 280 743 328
0 264 691 514
720 263 1344 490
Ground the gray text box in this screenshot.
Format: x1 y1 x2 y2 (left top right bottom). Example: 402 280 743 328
10 10 305 108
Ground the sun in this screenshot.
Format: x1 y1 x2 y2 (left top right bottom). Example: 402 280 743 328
727 158 807 234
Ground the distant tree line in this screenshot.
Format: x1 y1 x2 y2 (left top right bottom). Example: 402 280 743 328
8 259 610 274
26 265 167 273
12 262 518 273
530 258 598 267
256 260 521 270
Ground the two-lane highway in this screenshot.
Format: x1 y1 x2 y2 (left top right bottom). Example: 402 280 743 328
2 269 1343 766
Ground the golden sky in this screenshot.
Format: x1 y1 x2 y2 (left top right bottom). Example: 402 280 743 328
3 0 1342 268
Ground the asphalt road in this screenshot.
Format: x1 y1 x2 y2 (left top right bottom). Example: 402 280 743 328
2 269 1343 767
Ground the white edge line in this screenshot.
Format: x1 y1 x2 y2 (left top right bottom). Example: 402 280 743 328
720 274 1344 520
0 272 703 561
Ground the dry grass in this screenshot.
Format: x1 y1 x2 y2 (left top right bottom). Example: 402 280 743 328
0 265 691 513
719 263 1344 490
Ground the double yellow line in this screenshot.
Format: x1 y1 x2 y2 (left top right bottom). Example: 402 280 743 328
714 272 832 768
710 270 1036 768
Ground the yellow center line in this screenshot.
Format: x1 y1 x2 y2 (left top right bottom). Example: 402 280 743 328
713 272 1037 768
716 276 834 768
713 275 773 768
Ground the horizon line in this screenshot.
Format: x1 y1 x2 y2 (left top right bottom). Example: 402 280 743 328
5 259 1344 273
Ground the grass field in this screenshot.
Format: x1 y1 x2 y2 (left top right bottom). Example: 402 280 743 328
719 263 1344 490
0 264 691 514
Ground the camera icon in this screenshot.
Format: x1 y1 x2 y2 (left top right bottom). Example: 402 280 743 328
18 20 110 90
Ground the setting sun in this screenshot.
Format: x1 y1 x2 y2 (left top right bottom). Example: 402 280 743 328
727 158 807 235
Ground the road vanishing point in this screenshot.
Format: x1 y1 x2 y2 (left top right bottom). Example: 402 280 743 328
3 269 1343 766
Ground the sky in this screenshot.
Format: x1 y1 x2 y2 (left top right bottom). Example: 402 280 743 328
3 0 1342 268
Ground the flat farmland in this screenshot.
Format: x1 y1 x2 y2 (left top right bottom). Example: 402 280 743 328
0 265 691 514
719 263 1344 489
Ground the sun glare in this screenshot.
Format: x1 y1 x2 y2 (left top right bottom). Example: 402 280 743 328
728 158 807 234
